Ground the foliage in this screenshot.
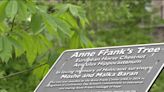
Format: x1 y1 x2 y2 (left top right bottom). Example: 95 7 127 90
0 0 92 92
83 0 153 46
0 0 163 92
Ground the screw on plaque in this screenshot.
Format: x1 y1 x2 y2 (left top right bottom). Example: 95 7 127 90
155 60 160 65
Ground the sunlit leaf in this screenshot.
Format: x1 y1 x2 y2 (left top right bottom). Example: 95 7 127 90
0 36 12 63
5 0 18 19
42 14 57 35
0 89 8 92
69 4 79 17
17 0 29 21
80 33 94 48
33 64 49 79
23 34 37 66
26 0 36 13
9 34 24 57
0 0 8 22
30 13 43 34
57 12 79 29
70 32 80 48
56 4 69 14
53 17 72 37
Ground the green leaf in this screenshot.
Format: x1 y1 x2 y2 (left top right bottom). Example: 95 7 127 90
30 13 43 34
42 14 57 35
70 32 80 48
0 0 8 22
38 34 52 49
0 37 3 52
80 33 94 48
9 35 24 57
0 36 12 63
17 0 29 21
54 17 72 37
69 4 79 17
0 71 5 78
0 22 9 33
0 89 8 92
56 4 69 14
13 31 37 66
33 35 52 55
5 0 18 19
33 64 49 79
26 0 36 13
57 12 79 29
78 8 88 28
22 33 37 66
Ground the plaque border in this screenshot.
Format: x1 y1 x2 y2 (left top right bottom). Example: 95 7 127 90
34 43 164 92
147 64 163 92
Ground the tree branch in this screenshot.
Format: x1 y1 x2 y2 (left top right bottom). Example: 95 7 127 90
10 15 16 32
0 63 48 79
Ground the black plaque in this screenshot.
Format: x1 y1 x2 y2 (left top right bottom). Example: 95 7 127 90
35 43 164 92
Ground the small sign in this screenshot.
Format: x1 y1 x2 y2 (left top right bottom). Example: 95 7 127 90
35 43 164 92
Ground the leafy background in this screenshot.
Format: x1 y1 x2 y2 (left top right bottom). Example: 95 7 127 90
0 0 163 92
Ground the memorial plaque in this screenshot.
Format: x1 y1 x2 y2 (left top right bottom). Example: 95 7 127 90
35 43 164 92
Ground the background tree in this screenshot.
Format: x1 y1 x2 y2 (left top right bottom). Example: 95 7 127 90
0 0 163 92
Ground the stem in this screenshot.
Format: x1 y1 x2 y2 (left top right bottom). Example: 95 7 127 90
0 63 48 79
10 15 16 32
